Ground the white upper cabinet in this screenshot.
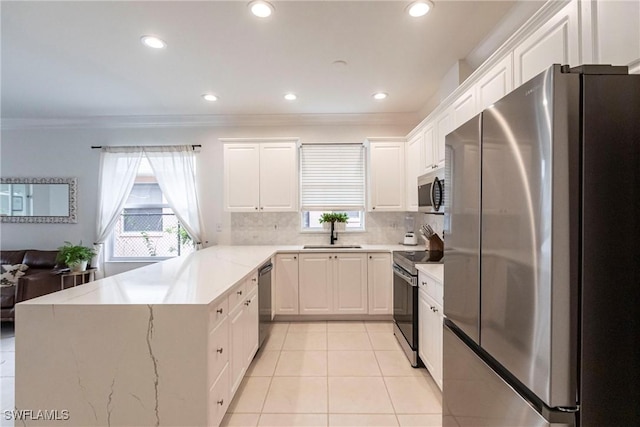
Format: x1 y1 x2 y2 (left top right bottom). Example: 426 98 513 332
592 0 640 72
368 139 406 212
452 87 477 130
435 109 453 167
223 140 298 212
259 143 298 212
477 54 514 111
513 0 580 86
223 144 260 212
421 124 436 175
406 133 423 212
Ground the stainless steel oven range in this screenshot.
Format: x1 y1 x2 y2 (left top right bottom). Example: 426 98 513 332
392 250 443 367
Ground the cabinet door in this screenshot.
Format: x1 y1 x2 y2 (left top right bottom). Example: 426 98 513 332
259 142 298 212
477 54 513 111
406 134 423 212
208 364 229 427
418 289 430 367
452 88 477 130
244 288 259 367
298 253 332 314
433 304 444 391
513 0 579 86
275 253 299 314
593 0 640 70
224 144 260 212
228 302 246 395
333 253 368 314
421 124 436 174
421 293 438 380
367 253 392 315
369 141 406 211
435 109 452 168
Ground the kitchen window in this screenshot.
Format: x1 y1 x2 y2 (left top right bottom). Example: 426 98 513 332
109 159 195 260
300 143 365 231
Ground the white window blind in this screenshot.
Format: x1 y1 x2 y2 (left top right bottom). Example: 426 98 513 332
300 144 365 210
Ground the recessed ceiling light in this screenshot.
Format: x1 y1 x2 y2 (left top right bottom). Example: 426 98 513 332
373 92 388 100
140 35 167 49
407 0 434 17
249 0 274 18
284 93 297 101
202 94 218 102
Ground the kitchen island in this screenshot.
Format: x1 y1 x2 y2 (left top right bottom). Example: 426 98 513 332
14 244 406 426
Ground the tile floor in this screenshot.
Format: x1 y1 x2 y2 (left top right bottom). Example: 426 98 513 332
0 321 442 427
221 321 442 427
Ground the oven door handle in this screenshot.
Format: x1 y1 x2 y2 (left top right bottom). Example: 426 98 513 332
393 264 417 287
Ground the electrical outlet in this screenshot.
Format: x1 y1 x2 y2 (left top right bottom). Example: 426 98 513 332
216 223 223 232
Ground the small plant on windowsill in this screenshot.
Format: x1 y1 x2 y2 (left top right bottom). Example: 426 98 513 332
319 212 349 231
56 241 97 272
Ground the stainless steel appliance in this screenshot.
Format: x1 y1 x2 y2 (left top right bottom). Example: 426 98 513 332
443 64 640 427
393 250 443 366
257 261 273 347
418 169 444 213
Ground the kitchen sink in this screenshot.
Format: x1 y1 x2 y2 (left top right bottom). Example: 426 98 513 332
303 245 362 249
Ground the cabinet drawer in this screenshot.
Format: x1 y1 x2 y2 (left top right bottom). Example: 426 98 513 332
246 271 258 295
228 280 248 311
208 364 229 427
209 299 228 331
419 274 443 306
208 317 229 386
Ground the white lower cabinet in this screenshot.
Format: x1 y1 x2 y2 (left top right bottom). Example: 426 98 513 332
367 253 392 315
333 253 368 314
208 365 229 427
299 252 367 315
274 253 299 314
228 277 259 396
418 272 443 391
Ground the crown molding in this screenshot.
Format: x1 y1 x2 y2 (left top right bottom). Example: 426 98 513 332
1 112 420 131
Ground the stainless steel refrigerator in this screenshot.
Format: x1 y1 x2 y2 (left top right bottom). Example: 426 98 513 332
443 64 640 427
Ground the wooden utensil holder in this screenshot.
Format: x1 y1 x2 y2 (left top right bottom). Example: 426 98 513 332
428 234 444 252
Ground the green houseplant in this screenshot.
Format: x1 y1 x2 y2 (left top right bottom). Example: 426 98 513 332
319 212 349 230
56 241 97 272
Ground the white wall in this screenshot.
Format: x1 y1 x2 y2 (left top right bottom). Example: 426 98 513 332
0 122 412 266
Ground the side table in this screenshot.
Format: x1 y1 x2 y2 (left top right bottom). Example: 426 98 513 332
60 268 97 290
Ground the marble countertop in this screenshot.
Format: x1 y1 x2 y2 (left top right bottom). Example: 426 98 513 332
19 244 410 306
416 263 444 283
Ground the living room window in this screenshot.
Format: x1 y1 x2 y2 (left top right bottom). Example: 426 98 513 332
109 159 195 260
300 143 365 231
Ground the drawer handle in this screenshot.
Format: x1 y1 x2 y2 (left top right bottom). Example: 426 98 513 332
245 300 251 306
430 306 435 311
293 256 297 259
422 281 427 286
217 399 224 406
433 308 438 313
369 256 372 259
217 347 224 354
252 278 257 282
237 290 243 296
216 308 223 314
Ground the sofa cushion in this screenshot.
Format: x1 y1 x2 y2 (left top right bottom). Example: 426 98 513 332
0 250 26 266
23 250 60 269
1 264 29 287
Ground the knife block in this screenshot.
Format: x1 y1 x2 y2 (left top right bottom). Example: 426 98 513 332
428 234 444 252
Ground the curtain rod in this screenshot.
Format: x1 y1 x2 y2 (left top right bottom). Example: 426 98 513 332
91 145 201 150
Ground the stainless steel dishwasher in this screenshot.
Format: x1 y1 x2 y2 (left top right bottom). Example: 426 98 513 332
258 261 273 347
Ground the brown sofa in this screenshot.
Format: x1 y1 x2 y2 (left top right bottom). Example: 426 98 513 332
1 250 64 321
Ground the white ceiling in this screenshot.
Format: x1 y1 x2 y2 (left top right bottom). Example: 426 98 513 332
1 1 542 122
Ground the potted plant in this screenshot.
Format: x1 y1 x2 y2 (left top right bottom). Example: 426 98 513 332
319 212 349 231
56 241 97 272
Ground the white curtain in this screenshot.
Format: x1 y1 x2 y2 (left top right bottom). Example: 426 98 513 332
145 146 204 249
94 147 143 278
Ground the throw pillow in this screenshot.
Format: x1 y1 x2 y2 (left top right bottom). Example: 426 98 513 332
0 264 29 287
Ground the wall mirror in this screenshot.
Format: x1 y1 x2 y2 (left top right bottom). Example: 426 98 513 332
0 178 77 223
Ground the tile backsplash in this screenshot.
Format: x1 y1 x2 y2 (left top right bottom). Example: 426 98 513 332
227 212 411 245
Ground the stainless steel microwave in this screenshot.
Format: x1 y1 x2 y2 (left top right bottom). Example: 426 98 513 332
418 170 444 213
